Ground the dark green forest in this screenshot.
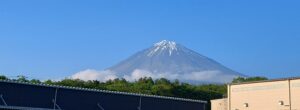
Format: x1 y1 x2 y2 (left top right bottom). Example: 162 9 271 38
0 75 267 109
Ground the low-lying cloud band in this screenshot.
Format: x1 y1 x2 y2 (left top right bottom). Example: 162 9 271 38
71 69 237 83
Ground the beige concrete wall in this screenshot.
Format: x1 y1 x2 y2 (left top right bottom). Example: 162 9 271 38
211 98 227 110
229 81 290 110
291 79 300 110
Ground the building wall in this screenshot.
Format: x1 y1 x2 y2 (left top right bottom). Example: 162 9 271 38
291 79 300 110
229 80 291 110
211 78 300 110
211 98 227 110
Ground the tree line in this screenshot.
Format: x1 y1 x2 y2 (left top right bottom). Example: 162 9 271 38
0 75 267 109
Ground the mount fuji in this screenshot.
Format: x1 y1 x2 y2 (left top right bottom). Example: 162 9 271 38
72 40 245 83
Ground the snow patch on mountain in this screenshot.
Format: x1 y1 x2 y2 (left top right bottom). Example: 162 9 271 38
148 40 178 56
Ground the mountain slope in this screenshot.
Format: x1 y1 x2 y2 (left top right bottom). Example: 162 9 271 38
107 40 244 83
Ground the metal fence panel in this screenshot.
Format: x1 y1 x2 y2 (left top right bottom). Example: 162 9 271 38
142 97 204 110
0 81 206 110
56 88 140 110
0 82 55 109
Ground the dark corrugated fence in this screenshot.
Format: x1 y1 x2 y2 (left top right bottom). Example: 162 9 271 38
0 81 206 110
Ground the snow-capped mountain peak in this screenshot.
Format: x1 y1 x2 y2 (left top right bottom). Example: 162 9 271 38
104 40 245 83
148 40 178 56
154 40 177 48
72 40 245 83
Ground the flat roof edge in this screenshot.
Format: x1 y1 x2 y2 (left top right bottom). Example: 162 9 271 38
228 76 300 86
0 105 53 110
210 98 227 101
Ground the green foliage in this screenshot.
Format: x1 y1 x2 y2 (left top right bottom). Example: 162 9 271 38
44 79 54 85
30 79 41 84
56 79 86 87
0 75 8 80
106 78 131 92
17 75 29 82
0 75 269 110
232 76 268 83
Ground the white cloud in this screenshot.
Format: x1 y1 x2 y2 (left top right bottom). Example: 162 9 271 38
71 69 117 82
182 71 220 80
181 70 236 83
123 69 154 81
120 69 236 83
71 69 237 83
123 69 180 81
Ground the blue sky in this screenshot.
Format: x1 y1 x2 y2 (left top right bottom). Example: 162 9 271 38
0 0 299 80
